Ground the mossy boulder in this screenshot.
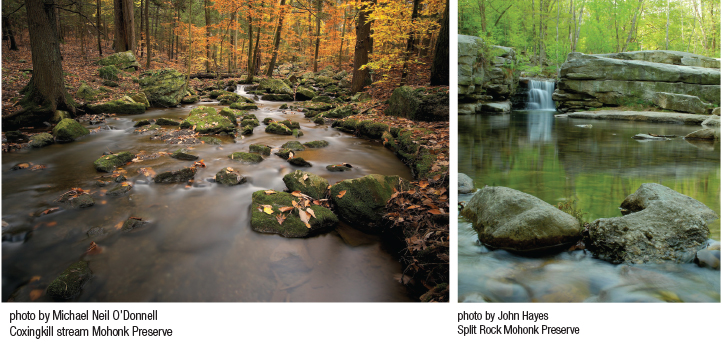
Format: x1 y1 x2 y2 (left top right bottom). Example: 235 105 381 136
303 140 329 148
230 102 259 110
263 117 274 125
280 120 300 129
241 125 253 135
228 151 263 163
170 148 199 161
102 80 119 87
46 261 92 301
312 116 326 124
106 183 133 196
281 141 305 151
350 92 372 102
258 78 293 95
98 65 120 81
241 118 260 127
94 151 135 172
327 164 352 172
53 119 90 142
130 93 151 108
76 83 98 102
181 106 235 134
139 68 187 107
261 94 295 101
70 194 95 208
311 95 333 103
315 76 334 86
134 119 151 127
86 96 147 114
97 51 140 70
296 86 316 101
122 217 149 231
265 122 293 135
280 103 289 109
29 133 54 148
275 148 294 159
300 101 333 111
357 120 390 139
292 129 304 138
319 105 354 119
386 86 449 121
209 89 227 99
156 118 180 126
215 167 247 185
331 174 409 233
331 118 358 133
219 107 243 124
218 93 241 105
249 144 271 155
283 170 329 200
153 167 197 183
251 190 338 238
288 157 312 167
200 136 222 145
181 95 199 104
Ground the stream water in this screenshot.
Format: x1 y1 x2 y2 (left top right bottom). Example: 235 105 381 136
2 86 414 302
459 110 720 302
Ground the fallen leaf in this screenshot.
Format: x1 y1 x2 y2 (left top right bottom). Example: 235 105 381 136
262 205 274 214
29 289 43 301
291 200 299 208
279 206 294 212
40 207 60 215
306 208 316 219
302 173 308 181
275 213 286 225
299 209 311 228
337 190 346 198
428 209 443 215
264 190 276 195
418 181 429 188
291 191 302 197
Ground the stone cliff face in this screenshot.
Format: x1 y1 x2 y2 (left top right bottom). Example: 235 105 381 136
458 35 519 114
554 51 721 114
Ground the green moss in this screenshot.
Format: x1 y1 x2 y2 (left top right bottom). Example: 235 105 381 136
86 97 147 114
209 89 226 99
330 174 409 233
319 105 354 119
181 95 199 104
265 122 293 135
130 93 151 107
258 78 293 95
153 167 197 183
281 141 305 151
331 118 358 133
230 102 259 110
280 120 300 129
170 149 199 161
46 261 92 301
275 148 293 159
218 93 241 105
76 83 98 102
215 167 247 185
312 115 325 124
94 151 135 172
199 136 222 145
139 68 187 107
314 76 334 86
181 106 235 134
98 65 120 81
326 164 352 172
288 157 312 166
298 101 333 111
241 118 260 127
311 95 332 103
29 133 54 148
296 86 316 101
219 107 242 124
251 190 338 238
358 120 390 139
262 117 273 125
249 144 271 155
282 170 329 199
228 151 263 163
156 118 180 126
53 119 90 142
303 140 329 148
97 51 140 70
241 125 253 135
134 120 151 127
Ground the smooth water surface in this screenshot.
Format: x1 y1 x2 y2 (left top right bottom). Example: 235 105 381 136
458 110 720 302
2 88 413 302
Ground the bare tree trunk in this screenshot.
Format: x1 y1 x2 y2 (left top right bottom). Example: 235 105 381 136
337 5 347 68
429 0 448 86
96 0 102 55
113 0 135 52
205 0 211 72
185 0 193 90
665 0 670 50
401 0 421 85
350 0 375 93
77 1 86 60
145 0 151 68
622 0 644 52
478 0 486 33
245 10 254 83
2 14 19 50
313 0 322 72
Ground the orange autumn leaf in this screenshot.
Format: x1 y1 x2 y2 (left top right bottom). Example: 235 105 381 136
29 289 43 301
337 190 346 198
278 206 294 212
276 213 286 225
264 190 276 195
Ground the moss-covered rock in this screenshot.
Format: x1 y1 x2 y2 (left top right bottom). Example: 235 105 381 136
29 133 54 148
296 86 316 101
299 101 334 112
312 115 326 124
209 89 226 99
154 167 197 183
240 125 253 135
86 96 147 114
93 151 135 172
358 120 390 139
350 92 372 102
200 136 222 145
171 148 199 161
275 148 294 159
261 94 295 101
319 105 354 119
251 190 338 237
76 83 98 102
106 183 133 196
326 164 352 172
292 129 304 138
156 118 180 126
219 107 242 125
281 141 305 151
70 194 95 208
46 261 92 301
53 119 90 142
265 122 293 135
181 95 199 104
241 118 260 127
283 170 329 200
122 217 148 231
228 151 263 163
139 68 187 107
230 102 259 110
303 140 329 148
331 118 358 133
315 76 334 86
311 95 332 103
102 80 119 87
262 117 274 125
279 120 300 129
331 174 409 232
218 93 241 105
215 167 247 185
386 86 449 121
288 157 312 167
258 78 293 95
98 65 120 81
97 51 140 70
280 103 289 109
249 144 271 155
180 106 235 134
130 93 151 108
134 119 151 127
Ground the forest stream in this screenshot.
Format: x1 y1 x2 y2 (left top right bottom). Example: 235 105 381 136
2 86 414 302
458 110 720 302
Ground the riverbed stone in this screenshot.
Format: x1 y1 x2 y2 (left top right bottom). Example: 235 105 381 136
156 118 180 126
181 106 235 134
275 148 293 159
228 152 263 163
319 105 354 119
280 120 300 129
288 157 312 167
153 167 197 183
181 95 199 104
566 110 709 125
70 194 95 208
695 246 720 270
138 68 187 107
219 107 243 124
262 94 294 101
312 95 332 103
281 141 305 151
29 133 54 148
265 122 293 135
122 217 148 231
330 174 409 233
93 151 135 172
53 119 90 142
326 164 352 172
296 86 316 101
241 118 260 128
461 186 582 253
249 144 271 156
587 183 717 264
215 167 247 186
258 78 293 95
282 170 328 200
171 148 200 161
357 120 389 139
303 140 329 148
479 101 511 113
106 183 133 196
251 190 338 238
46 261 92 301
459 173 476 194
134 119 151 127
684 128 719 141
701 116 720 127
87 96 147 114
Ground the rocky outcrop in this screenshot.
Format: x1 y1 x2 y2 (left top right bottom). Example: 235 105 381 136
655 92 714 114
330 174 408 233
554 52 720 113
458 35 519 114
139 68 187 107
587 183 718 264
180 106 235 134
563 110 710 124
386 86 449 121
53 119 89 142
461 186 581 253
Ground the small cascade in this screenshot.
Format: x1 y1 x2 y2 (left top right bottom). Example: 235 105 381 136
526 80 556 111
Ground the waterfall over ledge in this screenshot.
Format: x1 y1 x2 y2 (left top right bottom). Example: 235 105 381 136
526 80 556 111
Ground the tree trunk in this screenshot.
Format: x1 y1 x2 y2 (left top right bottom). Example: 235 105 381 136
429 0 448 86
622 0 643 52
140 0 144 57
245 11 254 83
401 0 421 85
665 0 670 50
478 0 486 34
77 1 86 60
185 0 192 90
113 0 135 52
96 0 102 55
313 0 322 72
337 6 347 68
3 14 19 51
266 0 286 76
205 0 211 72
539 0 543 69
230 12 237 71
145 0 151 68
20 0 75 118
350 0 375 93
252 26 261 75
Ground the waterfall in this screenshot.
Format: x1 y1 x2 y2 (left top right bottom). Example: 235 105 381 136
526 80 556 111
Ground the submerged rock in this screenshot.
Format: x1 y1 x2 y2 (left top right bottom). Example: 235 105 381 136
288 157 311 167
282 170 328 200
94 151 135 172
249 144 271 156
695 244 720 270
461 186 581 253
330 174 408 233
70 194 95 208
684 128 718 141
215 167 247 186
326 164 352 172
153 167 197 183
170 148 200 161
87 96 147 114
53 119 90 142
29 133 54 148
106 183 133 196
303 140 329 148
46 261 92 301
156 118 180 126
588 183 718 264
458 173 476 194
250 190 338 237
281 141 305 151
228 152 263 163
122 217 148 231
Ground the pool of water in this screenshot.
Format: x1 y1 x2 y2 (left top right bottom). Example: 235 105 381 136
458 110 720 302
2 87 414 302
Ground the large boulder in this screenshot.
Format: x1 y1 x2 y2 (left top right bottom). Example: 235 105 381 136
93 151 135 172
460 186 581 253
318 105 354 119
29 133 54 148
458 173 476 194
295 86 316 101
386 86 449 121
282 170 329 200
46 261 92 301
330 174 409 233
139 68 187 107
86 96 147 114
587 183 718 264
654 92 713 114
52 119 89 142
97 51 140 70
180 106 235 134
258 78 293 95
251 190 338 237
595 50 721 69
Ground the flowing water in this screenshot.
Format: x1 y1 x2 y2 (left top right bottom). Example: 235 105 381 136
525 80 556 111
2 87 414 302
458 110 720 302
